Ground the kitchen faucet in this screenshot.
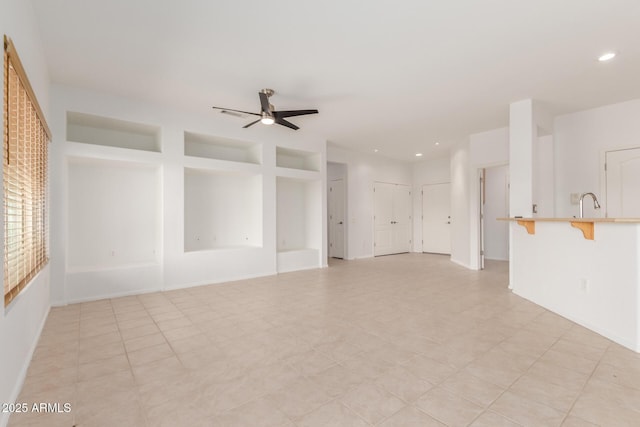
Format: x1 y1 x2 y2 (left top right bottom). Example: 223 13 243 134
579 192 601 218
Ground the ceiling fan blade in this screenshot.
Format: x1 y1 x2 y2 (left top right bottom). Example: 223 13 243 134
275 118 299 131
259 92 271 113
273 109 318 119
242 119 261 129
212 106 260 116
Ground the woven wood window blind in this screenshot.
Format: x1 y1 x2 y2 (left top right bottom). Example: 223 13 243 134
3 36 51 306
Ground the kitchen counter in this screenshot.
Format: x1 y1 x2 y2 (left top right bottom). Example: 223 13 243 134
503 218 640 352
499 217 640 240
500 217 640 222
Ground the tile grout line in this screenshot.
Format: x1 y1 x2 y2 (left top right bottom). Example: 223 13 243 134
443 309 568 427
13 257 638 427
557 340 612 426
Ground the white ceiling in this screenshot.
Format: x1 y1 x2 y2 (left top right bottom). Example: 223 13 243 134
31 0 640 161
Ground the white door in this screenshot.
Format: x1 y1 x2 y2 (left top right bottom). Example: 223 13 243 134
606 147 640 217
374 183 411 256
479 171 485 269
328 179 345 258
374 182 395 256
422 183 451 254
393 185 412 254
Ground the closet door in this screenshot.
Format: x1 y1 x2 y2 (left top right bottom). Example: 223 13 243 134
374 182 411 256
392 184 412 253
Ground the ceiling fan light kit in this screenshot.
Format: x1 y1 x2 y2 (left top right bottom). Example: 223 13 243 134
260 112 275 125
212 89 318 131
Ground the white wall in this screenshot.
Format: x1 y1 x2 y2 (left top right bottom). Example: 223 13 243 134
483 165 509 261
469 127 509 167
327 162 347 181
184 170 262 251
50 85 327 304
412 157 450 252
554 99 640 218
68 159 161 268
277 178 310 250
327 145 411 259
535 135 555 217
0 1 52 426
509 100 535 218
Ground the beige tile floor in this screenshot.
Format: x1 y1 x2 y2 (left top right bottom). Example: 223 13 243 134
8 253 640 426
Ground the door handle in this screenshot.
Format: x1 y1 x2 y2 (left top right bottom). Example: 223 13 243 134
338 221 343 225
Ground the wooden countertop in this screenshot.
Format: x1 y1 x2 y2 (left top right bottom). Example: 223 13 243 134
498 217 640 223
497 217 640 240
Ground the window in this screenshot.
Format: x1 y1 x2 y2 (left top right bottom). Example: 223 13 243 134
3 36 51 306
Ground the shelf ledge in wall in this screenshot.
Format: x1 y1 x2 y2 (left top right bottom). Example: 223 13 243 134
275 167 321 181
184 245 264 253
66 141 163 164
183 156 263 174
277 247 318 253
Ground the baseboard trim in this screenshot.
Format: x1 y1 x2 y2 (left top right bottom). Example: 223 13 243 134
450 258 471 269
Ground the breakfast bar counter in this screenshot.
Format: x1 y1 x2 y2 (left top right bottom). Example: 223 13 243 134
500 217 640 352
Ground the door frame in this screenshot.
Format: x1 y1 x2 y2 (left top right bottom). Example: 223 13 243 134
600 145 640 218
479 170 485 270
471 162 508 270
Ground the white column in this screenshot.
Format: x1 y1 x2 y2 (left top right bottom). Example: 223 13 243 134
508 99 554 287
509 99 536 218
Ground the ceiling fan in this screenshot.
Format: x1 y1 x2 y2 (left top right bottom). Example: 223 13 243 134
212 89 318 131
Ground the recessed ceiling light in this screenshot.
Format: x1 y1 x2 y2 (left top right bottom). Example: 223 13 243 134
415 153 423 157
374 149 379 153
598 52 616 62
434 142 440 146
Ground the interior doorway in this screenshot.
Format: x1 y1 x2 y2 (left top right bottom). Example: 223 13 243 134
479 165 509 269
327 162 347 259
328 179 345 258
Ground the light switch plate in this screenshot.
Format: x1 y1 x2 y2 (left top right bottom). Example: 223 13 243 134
570 193 581 205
